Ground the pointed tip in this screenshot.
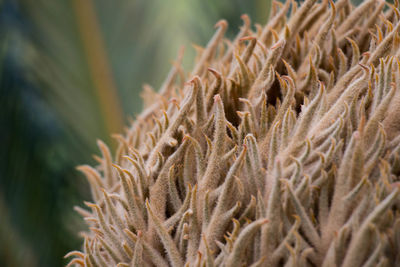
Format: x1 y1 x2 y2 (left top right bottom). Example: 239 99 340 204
271 39 286 50
215 19 228 29
240 14 250 26
239 36 256 42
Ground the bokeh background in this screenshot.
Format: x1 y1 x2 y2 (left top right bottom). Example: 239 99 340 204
0 0 364 266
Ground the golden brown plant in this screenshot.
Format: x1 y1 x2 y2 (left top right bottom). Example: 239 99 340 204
67 0 400 266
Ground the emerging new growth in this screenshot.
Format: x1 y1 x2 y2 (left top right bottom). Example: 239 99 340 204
67 0 400 266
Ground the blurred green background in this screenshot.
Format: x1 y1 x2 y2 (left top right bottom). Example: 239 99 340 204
0 0 364 266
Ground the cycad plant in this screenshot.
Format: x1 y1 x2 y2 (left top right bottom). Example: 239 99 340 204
67 0 400 266
1 0 272 266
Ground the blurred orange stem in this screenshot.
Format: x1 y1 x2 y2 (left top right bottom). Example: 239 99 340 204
72 0 124 138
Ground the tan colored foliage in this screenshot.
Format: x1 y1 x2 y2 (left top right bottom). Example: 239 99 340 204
67 0 400 266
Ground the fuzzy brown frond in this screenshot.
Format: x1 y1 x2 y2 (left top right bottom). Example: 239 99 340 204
68 1 400 266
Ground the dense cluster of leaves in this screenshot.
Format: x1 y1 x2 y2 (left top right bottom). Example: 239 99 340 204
68 0 400 266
